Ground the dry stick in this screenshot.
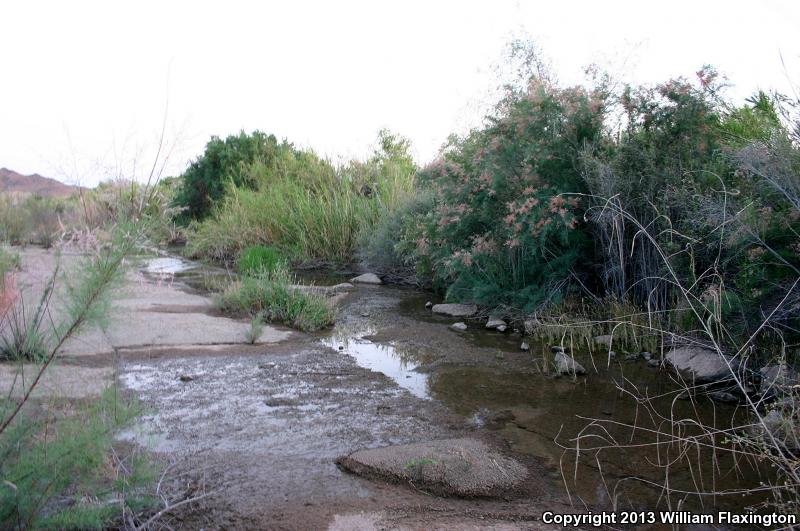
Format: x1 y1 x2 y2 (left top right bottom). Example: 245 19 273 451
597 195 800 479
134 490 217 531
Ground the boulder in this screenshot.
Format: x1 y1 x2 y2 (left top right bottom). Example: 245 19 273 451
485 318 507 330
350 273 382 285
450 322 468 332
554 351 586 376
664 346 735 384
336 438 528 497
431 303 477 317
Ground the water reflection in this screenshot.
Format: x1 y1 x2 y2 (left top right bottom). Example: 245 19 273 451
321 332 430 399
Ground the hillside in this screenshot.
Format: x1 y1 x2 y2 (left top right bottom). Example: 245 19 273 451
0 167 80 198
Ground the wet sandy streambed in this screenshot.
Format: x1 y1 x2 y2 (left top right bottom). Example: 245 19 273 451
117 257 770 526
306 272 770 514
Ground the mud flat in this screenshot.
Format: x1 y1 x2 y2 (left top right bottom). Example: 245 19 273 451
4 248 765 529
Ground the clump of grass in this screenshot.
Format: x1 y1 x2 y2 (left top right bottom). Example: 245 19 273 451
0 265 57 362
216 265 334 332
0 246 20 281
238 245 286 275
245 312 265 344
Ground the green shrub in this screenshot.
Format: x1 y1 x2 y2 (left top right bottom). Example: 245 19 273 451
0 246 19 282
173 130 295 221
358 190 434 284
238 245 286 275
0 387 153 529
391 78 604 311
187 131 416 264
215 265 334 331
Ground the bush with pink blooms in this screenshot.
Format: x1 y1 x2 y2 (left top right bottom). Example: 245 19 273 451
400 79 606 312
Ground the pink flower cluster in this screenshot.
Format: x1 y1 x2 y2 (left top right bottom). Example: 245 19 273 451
471 234 497 255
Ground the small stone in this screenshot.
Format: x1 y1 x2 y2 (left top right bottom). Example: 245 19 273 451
647 359 660 368
523 317 541 335
178 375 194 382
496 325 507 333
350 273 382 285
360 312 370 318
425 301 433 309
640 351 652 361
554 351 586 375
485 318 507 330
520 342 530 351
550 345 565 353
450 322 468 332
608 351 616 358
624 353 639 362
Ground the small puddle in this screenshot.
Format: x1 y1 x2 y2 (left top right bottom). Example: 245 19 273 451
321 334 429 399
143 257 196 275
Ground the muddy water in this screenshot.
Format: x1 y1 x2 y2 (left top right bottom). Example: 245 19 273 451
314 277 769 514
129 256 768 518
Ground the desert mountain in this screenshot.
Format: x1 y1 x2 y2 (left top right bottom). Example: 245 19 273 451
0 167 81 198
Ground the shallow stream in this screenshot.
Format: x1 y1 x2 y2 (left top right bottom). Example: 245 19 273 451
309 274 770 514
141 256 770 515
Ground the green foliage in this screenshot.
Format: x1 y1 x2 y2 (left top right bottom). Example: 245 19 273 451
215 265 334 331
581 69 799 340
173 131 295 221
245 312 265 344
720 90 783 145
390 78 604 311
0 271 52 361
186 131 416 264
359 190 434 283
0 195 65 247
0 387 152 529
238 245 286 275
0 247 19 284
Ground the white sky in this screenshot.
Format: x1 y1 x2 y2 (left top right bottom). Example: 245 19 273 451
1 0 798 187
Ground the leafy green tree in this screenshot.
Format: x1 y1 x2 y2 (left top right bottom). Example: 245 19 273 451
173 131 291 220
